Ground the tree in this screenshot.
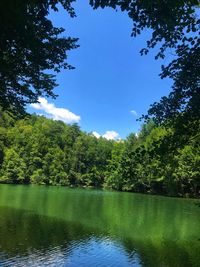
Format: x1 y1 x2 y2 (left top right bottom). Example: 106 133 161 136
105 141 124 190
0 142 4 167
173 141 200 197
0 0 78 114
0 148 26 183
1 0 199 120
90 0 200 133
42 147 69 185
0 110 199 197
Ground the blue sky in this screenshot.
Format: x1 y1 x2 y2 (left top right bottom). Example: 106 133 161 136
29 0 172 139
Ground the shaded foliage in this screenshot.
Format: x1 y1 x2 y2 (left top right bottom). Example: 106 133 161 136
0 0 78 114
0 0 199 124
90 1 200 135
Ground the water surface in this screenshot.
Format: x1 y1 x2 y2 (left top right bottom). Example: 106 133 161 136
0 185 200 266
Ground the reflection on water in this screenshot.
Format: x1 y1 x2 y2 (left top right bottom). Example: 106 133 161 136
0 184 200 267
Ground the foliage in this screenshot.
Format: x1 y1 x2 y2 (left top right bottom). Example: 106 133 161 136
0 0 199 123
0 1 199 199
0 0 78 114
90 1 200 135
0 111 199 197
1 148 26 184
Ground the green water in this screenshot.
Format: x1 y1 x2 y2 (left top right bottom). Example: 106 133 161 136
0 185 200 267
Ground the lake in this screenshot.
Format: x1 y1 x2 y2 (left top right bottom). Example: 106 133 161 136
0 184 199 267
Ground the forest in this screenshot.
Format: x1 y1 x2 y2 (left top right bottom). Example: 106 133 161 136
0 109 199 198
1 2 200 267
0 1 199 198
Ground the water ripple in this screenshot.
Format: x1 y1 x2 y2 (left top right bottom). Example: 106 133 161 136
0 236 141 267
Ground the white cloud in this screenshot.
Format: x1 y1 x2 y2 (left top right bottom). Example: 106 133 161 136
103 131 119 140
92 130 119 140
130 110 138 116
92 131 101 139
30 97 80 124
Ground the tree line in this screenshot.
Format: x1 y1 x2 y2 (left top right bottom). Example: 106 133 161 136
0 110 199 198
0 1 199 198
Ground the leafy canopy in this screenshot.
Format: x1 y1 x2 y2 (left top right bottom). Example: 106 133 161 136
0 0 199 121
0 0 78 114
90 1 200 128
